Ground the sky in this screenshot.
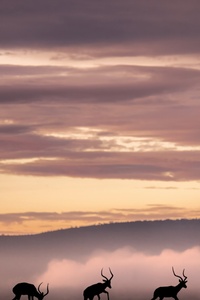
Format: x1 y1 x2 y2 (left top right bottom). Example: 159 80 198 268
1 0 200 235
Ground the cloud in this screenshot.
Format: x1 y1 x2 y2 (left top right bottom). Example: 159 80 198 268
0 65 200 104
0 206 199 229
0 1 200 56
1 150 200 181
0 3 200 183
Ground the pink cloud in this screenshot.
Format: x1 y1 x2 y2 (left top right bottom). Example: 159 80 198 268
36 246 200 299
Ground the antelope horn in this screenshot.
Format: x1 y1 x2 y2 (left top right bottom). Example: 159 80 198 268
43 284 49 297
109 268 114 279
182 269 187 281
172 267 183 281
38 282 43 294
101 268 108 280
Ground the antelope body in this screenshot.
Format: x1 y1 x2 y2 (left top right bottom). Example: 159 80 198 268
12 282 49 300
151 268 187 300
83 268 114 300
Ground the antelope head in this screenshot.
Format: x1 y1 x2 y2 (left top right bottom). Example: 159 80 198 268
172 267 187 288
38 283 49 299
101 268 114 289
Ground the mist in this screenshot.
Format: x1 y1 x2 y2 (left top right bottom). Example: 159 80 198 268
3 247 198 300
36 247 198 299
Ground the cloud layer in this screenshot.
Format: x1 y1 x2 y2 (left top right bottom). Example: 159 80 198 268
3 244 200 299
1 1 200 55
1 205 200 230
1 71 200 181
30 247 200 300
1 2 200 182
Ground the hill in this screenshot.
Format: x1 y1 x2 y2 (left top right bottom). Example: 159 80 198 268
1 219 200 261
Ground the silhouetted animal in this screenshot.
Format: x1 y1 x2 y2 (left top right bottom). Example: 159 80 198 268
151 267 187 300
83 268 114 300
12 282 49 300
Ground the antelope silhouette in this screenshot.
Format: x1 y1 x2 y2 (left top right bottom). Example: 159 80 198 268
151 267 187 300
12 282 49 300
83 268 114 300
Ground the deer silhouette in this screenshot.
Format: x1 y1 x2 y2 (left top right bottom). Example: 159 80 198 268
83 268 114 300
151 267 187 300
12 282 49 300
